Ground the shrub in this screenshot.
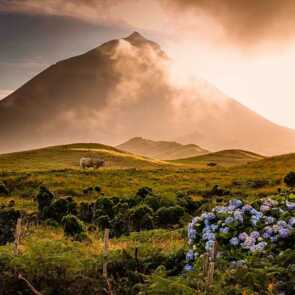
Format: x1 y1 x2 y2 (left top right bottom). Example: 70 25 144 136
129 204 154 231
176 194 199 214
61 214 85 239
0 181 9 195
156 206 185 228
96 215 111 230
46 197 77 222
144 195 161 211
95 197 114 218
0 208 20 245
36 186 54 213
136 187 153 199
79 202 94 223
284 171 295 188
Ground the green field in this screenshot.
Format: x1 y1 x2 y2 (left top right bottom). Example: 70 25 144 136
0 143 294 294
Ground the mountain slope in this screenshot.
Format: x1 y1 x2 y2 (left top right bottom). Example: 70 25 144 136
117 137 208 160
172 149 265 167
0 143 168 172
1 32 295 155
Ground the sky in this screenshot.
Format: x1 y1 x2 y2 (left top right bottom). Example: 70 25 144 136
1 0 295 129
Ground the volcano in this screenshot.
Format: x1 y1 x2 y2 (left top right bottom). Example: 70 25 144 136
1 32 295 155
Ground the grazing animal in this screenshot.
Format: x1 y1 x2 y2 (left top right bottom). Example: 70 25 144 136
80 157 105 169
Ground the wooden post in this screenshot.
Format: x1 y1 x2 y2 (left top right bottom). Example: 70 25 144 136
14 218 22 256
103 228 110 278
18 273 43 295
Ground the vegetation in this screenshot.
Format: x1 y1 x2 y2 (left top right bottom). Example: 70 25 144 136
0 144 295 294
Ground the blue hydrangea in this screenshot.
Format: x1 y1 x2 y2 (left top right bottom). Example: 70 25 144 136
202 232 215 241
205 240 215 251
241 204 252 213
288 217 295 227
225 216 234 225
233 210 244 223
286 200 295 211
219 227 230 234
277 220 288 228
278 228 290 239
229 237 239 246
186 250 194 261
228 199 243 210
264 216 276 225
184 264 193 271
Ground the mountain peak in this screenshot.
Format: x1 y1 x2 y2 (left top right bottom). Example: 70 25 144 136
125 31 146 41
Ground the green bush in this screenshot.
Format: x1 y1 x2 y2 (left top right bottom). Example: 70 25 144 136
46 197 77 222
284 171 295 187
36 186 54 214
0 181 9 195
129 204 154 231
156 206 185 228
0 208 20 245
61 214 85 239
95 197 114 218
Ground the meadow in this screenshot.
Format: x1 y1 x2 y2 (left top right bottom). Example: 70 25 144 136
0 144 294 294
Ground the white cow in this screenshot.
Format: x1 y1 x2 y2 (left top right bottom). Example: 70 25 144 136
80 157 105 169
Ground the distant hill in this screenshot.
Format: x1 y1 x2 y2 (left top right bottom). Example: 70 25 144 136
0 143 169 172
117 137 209 160
172 149 265 167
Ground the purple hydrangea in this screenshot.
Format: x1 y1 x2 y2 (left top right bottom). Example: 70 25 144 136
277 220 288 228
238 232 248 241
278 228 290 239
286 200 295 211
260 205 271 213
233 210 244 223
250 231 260 240
264 216 276 225
241 236 255 249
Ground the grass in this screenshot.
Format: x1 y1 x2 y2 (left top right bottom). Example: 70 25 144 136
172 149 265 167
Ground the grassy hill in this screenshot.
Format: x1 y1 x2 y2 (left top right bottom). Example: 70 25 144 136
117 137 209 160
0 143 169 172
172 149 265 167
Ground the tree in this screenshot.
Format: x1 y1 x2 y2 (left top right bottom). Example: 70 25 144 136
284 171 295 188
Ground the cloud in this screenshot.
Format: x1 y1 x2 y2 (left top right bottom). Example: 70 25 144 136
0 0 122 25
162 0 295 47
0 89 12 100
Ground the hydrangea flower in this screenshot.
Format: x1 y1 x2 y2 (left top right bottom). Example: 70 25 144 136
205 240 215 251
278 228 290 239
277 220 288 228
184 264 193 271
264 216 276 225
220 227 230 234
230 237 239 246
233 210 244 223
228 199 243 210
225 216 234 225
186 250 194 261
250 231 260 239
238 232 248 241
286 200 295 211
288 217 295 227
241 237 255 249
241 204 252 213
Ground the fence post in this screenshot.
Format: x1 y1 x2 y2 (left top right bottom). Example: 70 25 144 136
103 228 110 278
14 218 22 256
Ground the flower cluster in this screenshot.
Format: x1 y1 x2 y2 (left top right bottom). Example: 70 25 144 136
185 196 295 271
